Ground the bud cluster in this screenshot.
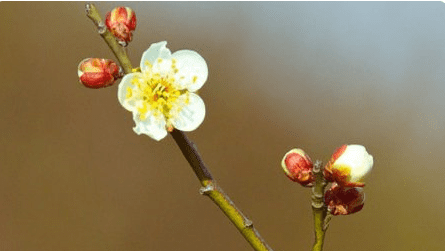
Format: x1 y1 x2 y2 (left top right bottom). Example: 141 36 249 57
323 144 373 215
281 144 373 216
78 6 137 89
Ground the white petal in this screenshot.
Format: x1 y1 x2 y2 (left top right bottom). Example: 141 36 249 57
140 41 172 73
170 93 205 131
132 112 168 141
118 72 144 112
171 50 208 92
337 145 373 181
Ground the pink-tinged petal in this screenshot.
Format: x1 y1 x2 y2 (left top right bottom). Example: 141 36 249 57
105 7 137 44
124 7 137 30
331 145 347 162
171 50 208 91
170 93 205 132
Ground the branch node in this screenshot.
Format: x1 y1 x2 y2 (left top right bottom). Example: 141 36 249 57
244 219 254 228
313 160 323 173
311 200 324 209
118 40 128 47
199 183 215 195
311 188 323 199
97 22 106 34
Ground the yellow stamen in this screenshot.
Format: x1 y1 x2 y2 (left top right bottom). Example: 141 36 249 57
126 87 132 98
127 58 186 122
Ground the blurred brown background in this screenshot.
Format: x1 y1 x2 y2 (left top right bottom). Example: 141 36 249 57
1 2 444 251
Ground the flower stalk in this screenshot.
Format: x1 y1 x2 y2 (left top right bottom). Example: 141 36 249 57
85 4 273 251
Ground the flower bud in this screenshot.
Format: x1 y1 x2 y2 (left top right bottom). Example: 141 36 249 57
324 144 373 187
324 183 365 215
281 148 315 187
105 7 137 46
78 58 122 89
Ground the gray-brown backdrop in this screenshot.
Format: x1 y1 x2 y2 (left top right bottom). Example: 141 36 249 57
1 2 444 251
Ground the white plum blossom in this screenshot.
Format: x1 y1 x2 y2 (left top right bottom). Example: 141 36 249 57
118 41 208 141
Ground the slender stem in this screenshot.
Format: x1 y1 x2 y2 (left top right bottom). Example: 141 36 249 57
311 161 329 251
85 4 273 250
170 130 273 251
169 129 213 183
85 3 133 74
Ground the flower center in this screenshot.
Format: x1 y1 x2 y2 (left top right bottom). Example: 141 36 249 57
129 59 183 121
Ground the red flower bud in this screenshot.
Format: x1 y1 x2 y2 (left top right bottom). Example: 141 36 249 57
105 7 137 46
281 148 315 187
78 58 122 89
324 144 373 187
324 183 365 215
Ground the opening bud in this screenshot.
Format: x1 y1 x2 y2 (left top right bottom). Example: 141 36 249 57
324 144 373 187
281 148 315 187
105 6 137 46
78 58 122 89
324 183 365 215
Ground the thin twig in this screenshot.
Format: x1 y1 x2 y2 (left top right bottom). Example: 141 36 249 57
169 129 213 182
170 130 273 251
